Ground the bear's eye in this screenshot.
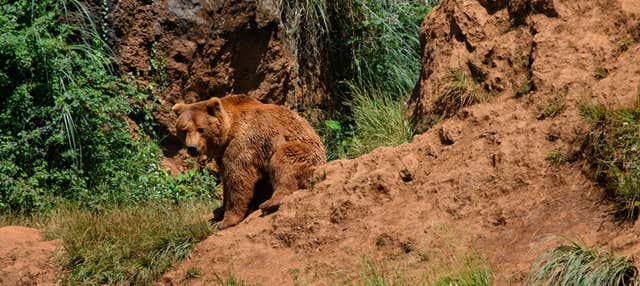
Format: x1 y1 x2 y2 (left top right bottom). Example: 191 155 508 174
197 128 205 133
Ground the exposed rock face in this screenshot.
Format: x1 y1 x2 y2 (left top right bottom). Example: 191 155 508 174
410 0 639 133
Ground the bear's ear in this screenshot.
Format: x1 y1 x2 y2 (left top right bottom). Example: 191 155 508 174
172 103 186 115
207 97 223 116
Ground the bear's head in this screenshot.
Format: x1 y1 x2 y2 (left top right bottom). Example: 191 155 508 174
172 97 231 157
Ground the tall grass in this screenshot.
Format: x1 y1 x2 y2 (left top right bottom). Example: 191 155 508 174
47 200 212 285
335 255 491 286
345 84 413 158
529 241 639 286
578 96 640 218
317 0 435 159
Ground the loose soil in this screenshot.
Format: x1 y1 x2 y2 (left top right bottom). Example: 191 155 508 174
0 226 60 286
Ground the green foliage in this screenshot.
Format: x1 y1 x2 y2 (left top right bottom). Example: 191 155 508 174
338 256 491 286
546 150 566 166
321 0 434 159
528 241 639 286
342 0 432 96
185 267 202 279
578 98 640 218
0 0 216 213
541 95 566 119
435 69 486 117
345 84 413 158
215 273 250 286
431 258 492 286
48 199 212 285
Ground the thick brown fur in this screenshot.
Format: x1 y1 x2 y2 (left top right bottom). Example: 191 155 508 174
173 95 326 229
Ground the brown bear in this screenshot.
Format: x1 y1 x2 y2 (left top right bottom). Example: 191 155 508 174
172 95 326 229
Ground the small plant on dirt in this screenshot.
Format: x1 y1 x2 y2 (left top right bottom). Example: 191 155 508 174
215 273 249 286
185 267 202 279
514 77 533 98
528 240 639 286
435 69 486 116
617 35 635 52
594 67 608 80
578 98 640 218
431 257 492 286
546 150 566 166
50 200 212 285
539 95 566 120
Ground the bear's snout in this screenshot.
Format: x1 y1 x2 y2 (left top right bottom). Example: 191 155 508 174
187 145 200 156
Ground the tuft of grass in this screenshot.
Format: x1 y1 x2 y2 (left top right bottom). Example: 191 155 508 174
546 150 566 166
431 257 492 286
435 69 486 117
578 98 640 218
514 77 533 98
215 273 250 286
594 67 608 80
335 255 491 286
617 35 635 52
528 241 639 286
48 200 212 285
540 95 566 120
344 84 413 158
185 267 202 280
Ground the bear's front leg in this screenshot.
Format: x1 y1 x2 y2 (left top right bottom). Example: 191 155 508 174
214 165 259 230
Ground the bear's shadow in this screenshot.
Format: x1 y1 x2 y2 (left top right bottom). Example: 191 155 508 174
248 175 274 216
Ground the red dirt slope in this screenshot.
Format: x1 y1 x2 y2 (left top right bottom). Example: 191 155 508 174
0 226 60 286
159 0 640 285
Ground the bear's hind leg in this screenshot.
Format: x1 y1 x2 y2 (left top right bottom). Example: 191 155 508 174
259 142 323 212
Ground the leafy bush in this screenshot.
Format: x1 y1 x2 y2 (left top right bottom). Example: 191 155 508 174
48 199 212 285
529 241 639 286
578 99 640 218
0 0 216 213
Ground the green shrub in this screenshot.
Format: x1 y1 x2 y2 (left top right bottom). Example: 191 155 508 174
529 241 639 286
0 0 216 213
49 199 212 285
578 99 640 218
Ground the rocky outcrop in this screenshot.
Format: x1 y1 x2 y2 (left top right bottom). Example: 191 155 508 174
410 0 640 133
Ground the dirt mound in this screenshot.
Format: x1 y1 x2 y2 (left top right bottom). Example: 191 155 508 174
0 226 60 286
159 0 640 285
